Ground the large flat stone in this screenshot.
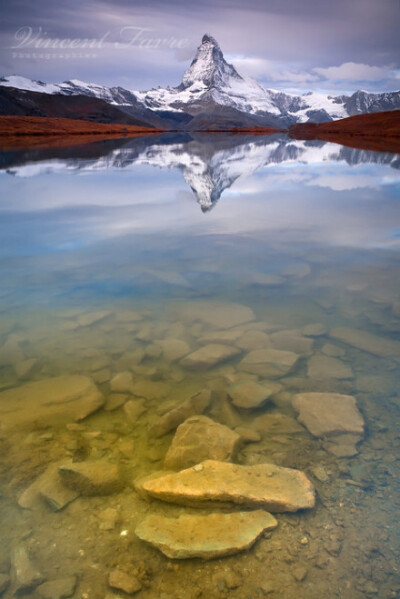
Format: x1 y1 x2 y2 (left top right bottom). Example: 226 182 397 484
180 344 241 370
292 392 365 437
330 327 400 360
307 355 353 380
198 329 244 345
140 459 315 512
227 381 281 410
164 416 240 469
135 510 278 560
131 380 170 400
238 349 299 378
173 301 255 330
235 331 271 351
149 389 211 437
0 376 104 432
155 338 190 362
270 330 314 356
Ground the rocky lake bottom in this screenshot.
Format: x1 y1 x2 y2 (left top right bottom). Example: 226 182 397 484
0 135 399 598
0 286 399 599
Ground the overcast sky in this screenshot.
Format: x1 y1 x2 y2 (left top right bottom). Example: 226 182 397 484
1 0 399 94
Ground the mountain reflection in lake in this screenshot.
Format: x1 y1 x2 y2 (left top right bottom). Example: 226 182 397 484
0 134 399 599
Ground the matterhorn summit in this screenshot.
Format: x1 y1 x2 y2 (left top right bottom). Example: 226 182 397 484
180 34 243 89
133 33 283 127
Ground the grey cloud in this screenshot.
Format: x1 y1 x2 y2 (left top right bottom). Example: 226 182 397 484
0 0 398 93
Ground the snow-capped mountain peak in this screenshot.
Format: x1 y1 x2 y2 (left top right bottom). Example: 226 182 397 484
180 33 243 90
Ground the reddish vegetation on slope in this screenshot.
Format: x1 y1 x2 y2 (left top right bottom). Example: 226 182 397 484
0 115 162 150
288 110 400 153
223 111 400 153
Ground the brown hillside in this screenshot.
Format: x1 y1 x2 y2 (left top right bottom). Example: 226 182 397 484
288 110 400 153
0 116 162 150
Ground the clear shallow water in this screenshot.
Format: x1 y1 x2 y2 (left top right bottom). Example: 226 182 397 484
0 133 399 598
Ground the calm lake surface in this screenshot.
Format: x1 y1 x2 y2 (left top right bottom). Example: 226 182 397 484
0 133 399 599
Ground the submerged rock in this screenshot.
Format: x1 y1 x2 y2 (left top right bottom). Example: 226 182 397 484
98 507 119 531
198 329 244 345
0 335 25 367
110 371 134 393
234 427 262 443
36 576 77 599
180 344 241 370
131 380 170 400
321 343 346 357
92 368 111 384
302 323 327 337
77 310 111 327
108 568 142 595
135 510 278 559
208 390 243 429
114 309 144 323
11 545 45 593
0 574 9 594
173 301 255 330
59 460 123 495
235 330 271 351
323 434 362 457
13 358 38 380
164 416 241 469
123 399 147 424
330 327 400 360
307 354 353 380
18 463 79 511
140 459 315 512
104 393 127 411
238 348 299 378
248 273 285 287
0 376 104 432
270 330 314 356
227 380 281 410
155 338 190 362
149 389 211 437
292 392 365 437
252 413 306 435
282 262 311 278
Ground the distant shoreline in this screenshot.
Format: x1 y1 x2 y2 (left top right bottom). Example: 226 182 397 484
0 111 399 153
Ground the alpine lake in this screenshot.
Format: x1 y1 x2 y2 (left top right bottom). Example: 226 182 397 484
0 132 399 599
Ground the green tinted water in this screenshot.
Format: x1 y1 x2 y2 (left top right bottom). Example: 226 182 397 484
0 135 399 598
